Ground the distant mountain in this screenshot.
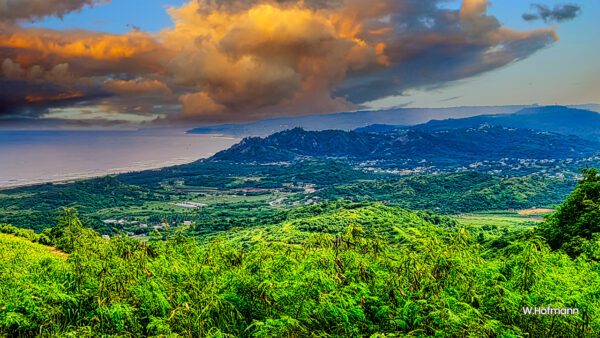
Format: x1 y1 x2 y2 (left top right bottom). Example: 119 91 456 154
353 124 405 133
188 106 532 136
414 106 600 141
187 105 598 137
573 104 600 113
211 126 599 163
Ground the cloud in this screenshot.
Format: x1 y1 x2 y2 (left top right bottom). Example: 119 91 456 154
104 79 172 97
180 92 226 119
0 26 165 67
0 0 109 22
0 24 168 120
194 0 342 13
159 0 558 122
336 0 558 104
1 0 563 124
162 1 364 121
523 3 582 23
2 58 74 84
439 96 462 103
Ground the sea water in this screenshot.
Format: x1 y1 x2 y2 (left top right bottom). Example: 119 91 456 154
0 129 238 188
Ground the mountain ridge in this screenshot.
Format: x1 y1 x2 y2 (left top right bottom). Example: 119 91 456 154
188 105 600 137
188 105 532 136
413 106 600 141
210 125 600 164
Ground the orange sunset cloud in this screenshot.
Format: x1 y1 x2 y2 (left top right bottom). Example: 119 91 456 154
0 0 559 124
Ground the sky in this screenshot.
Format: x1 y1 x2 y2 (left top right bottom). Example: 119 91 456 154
0 0 597 128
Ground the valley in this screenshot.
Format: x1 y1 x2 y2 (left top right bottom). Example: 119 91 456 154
4 110 597 237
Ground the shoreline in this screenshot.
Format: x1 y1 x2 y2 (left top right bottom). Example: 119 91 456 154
0 157 209 190
0 131 241 191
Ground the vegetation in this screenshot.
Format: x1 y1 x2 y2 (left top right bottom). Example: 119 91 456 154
0 177 160 231
0 198 598 337
0 223 51 244
542 168 600 258
319 171 573 213
211 126 599 163
0 233 69 335
0 161 574 234
1 126 598 336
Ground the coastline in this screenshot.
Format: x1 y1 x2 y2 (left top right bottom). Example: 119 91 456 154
0 156 206 190
0 131 240 190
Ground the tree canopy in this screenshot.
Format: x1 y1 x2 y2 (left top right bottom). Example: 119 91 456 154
542 168 600 258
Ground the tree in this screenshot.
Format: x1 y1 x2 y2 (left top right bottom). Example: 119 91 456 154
542 168 600 257
50 207 85 252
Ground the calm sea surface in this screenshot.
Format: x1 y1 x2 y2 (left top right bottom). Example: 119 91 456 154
0 129 239 188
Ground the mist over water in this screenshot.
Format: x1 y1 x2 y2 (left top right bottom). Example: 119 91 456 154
0 129 239 188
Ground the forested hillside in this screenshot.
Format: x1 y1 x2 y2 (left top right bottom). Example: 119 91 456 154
0 164 575 232
542 168 600 258
211 126 599 163
1 184 599 336
318 171 574 213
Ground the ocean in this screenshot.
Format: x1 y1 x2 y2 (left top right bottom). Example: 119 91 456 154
0 129 239 188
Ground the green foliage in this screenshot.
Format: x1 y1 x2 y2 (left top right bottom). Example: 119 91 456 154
1 205 598 337
49 208 99 253
542 168 600 258
0 159 574 236
0 234 70 336
0 223 51 244
0 176 160 231
319 171 573 214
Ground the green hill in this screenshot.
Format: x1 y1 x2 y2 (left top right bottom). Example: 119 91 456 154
542 169 600 258
211 126 599 164
1 204 598 337
0 233 70 336
318 171 574 213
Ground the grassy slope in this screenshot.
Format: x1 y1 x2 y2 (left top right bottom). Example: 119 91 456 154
0 204 599 337
0 234 71 335
0 233 66 260
455 211 549 228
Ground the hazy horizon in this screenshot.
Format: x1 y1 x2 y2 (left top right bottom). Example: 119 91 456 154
2 103 599 131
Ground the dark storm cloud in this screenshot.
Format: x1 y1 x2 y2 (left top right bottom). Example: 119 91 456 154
0 23 169 120
523 3 582 23
193 0 342 13
0 78 110 120
161 0 559 122
0 0 109 21
336 0 557 104
0 0 563 124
